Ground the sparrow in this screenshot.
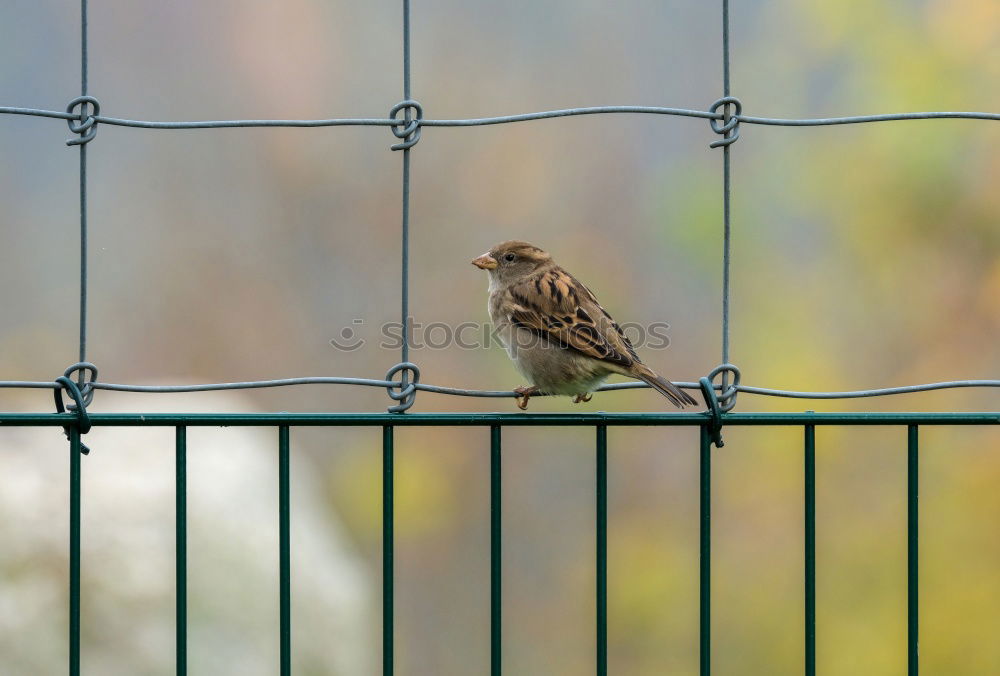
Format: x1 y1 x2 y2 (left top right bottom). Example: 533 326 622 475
472 240 698 410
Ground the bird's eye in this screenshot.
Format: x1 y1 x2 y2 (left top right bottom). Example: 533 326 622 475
503 253 516 262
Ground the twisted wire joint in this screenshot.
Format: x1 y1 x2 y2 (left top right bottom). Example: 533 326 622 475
54 369 94 454
66 96 101 146
389 99 423 150
385 362 421 412
698 363 741 447
709 96 742 148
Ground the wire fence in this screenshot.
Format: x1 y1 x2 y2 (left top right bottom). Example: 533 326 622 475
0 4 998 419
1 2 999 676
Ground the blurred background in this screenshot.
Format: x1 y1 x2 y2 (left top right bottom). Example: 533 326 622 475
1 0 998 673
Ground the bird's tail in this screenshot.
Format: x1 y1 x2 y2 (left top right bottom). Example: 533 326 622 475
633 364 699 408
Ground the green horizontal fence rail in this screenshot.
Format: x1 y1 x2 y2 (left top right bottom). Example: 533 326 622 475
2 412 998 675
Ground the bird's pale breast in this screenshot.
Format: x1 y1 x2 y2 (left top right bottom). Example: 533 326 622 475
489 289 611 395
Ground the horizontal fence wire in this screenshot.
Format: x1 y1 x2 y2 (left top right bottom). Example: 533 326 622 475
2 374 999 399
2 412 997 426
2 104 998 131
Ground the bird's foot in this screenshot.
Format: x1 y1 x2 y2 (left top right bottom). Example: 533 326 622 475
573 393 593 404
513 385 540 410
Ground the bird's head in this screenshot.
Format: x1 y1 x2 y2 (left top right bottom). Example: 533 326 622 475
471 240 553 285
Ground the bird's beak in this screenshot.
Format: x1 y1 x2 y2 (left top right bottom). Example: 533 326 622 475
471 253 498 270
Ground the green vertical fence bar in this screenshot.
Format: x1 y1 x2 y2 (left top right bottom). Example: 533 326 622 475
804 424 815 676
279 426 291 676
69 427 81 676
908 425 918 675
596 424 608 676
490 425 501 676
383 425 394 676
700 425 711 676
176 426 187 676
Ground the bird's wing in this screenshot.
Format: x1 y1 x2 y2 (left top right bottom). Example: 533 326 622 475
506 266 640 370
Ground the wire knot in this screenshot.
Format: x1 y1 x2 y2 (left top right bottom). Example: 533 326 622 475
385 362 421 412
389 100 422 150
66 95 101 146
708 96 742 148
54 365 96 454
698 363 741 448
62 362 99 407
708 363 740 411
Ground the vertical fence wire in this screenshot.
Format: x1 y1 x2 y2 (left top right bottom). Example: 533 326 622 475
699 425 711 676
69 427 82 676
77 0 89 368
804 424 816 676
490 425 502 676
69 4 89 672
175 427 187 676
279 426 291 676
398 0 412 378
908 425 919 675
595 425 608 676
382 425 395 675
706 2 729 662
720 0 733 390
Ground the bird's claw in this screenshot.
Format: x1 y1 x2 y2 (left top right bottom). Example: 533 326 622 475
573 393 593 404
513 385 539 410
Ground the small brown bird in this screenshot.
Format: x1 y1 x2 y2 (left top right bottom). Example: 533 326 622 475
472 240 698 410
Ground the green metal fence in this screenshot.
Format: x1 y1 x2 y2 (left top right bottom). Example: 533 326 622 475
1 0 999 674
2 411 998 675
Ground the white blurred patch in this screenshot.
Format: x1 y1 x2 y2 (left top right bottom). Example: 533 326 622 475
0 390 373 675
